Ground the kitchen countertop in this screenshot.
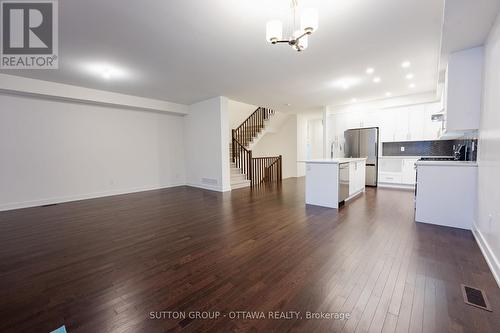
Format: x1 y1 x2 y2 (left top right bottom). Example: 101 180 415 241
415 160 478 167
380 156 455 159
380 156 423 159
299 158 367 164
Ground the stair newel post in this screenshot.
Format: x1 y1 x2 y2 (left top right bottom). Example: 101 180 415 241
279 155 283 181
232 130 236 163
248 150 253 184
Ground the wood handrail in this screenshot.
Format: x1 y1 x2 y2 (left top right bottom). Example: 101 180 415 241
233 107 275 148
231 107 280 187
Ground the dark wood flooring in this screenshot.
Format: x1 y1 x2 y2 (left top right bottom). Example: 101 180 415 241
0 178 499 333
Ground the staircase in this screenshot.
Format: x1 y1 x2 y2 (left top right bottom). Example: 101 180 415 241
230 107 283 189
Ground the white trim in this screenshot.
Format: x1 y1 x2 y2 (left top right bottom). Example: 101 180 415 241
0 183 185 212
472 223 500 288
378 183 415 190
0 73 189 115
186 183 231 192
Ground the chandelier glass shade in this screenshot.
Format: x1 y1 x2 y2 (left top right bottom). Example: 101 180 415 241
265 4 318 52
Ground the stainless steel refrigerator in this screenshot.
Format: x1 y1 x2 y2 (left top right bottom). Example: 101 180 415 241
344 127 379 186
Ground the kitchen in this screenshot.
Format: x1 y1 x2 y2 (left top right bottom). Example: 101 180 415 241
302 46 482 232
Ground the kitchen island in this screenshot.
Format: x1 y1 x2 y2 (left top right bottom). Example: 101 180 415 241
301 158 367 209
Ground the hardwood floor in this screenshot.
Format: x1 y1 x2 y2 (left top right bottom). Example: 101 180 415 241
0 178 498 333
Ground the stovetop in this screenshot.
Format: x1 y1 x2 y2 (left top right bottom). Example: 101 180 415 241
418 157 456 161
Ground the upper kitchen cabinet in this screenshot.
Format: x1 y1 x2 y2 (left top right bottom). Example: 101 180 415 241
443 47 484 131
424 103 442 140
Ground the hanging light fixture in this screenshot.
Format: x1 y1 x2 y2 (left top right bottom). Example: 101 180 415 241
265 0 318 52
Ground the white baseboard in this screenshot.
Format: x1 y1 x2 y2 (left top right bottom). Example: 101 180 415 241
0 183 185 212
186 183 231 192
378 183 415 190
472 223 500 288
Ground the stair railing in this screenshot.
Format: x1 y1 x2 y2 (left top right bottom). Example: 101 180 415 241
233 107 275 149
232 138 252 183
251 155 282 186
231 107 281 187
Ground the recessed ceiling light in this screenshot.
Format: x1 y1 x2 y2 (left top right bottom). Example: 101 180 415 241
333 77 361 90
351 98 358 103
365 67 375 75
385 92 392 97
405 73 414 80
285 103 292 106
409 83 416 88
82 62 130 81
401 61 411 68
102 69 112 80
373 77 381 83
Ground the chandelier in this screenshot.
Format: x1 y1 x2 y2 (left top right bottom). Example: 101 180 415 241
265 0 319 52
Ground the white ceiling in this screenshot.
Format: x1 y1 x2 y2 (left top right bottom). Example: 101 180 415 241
440 0 500 74
1 0 498 111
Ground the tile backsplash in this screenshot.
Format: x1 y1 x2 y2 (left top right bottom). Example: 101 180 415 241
382 139 478 160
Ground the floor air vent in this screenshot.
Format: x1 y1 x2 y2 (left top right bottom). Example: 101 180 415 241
461 284 492 312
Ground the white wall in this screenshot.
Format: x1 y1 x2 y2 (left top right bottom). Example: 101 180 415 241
0 93 185 211
227 99 257 139
475 13 500 286
252 115 298 179
307 119 324 159
184 96 230 192
296 112 324 177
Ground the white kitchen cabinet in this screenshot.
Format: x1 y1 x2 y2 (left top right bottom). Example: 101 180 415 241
401 158 418 185
345 112 362 129
379 110 397 142
349 160 366 195
379 157 417 187
393 109 409 141
443 47 483 131
407 107 425 141
329 101 445 158
416 162 477 230
423 104 442 140
360 112 378 128
379 172 403 184
304 159 366 209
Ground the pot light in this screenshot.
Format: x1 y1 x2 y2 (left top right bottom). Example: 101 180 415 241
405 73 414 80
409 83 416 88
333 77 361 90
102 69 112 80
83 62 129 81
373 77 381 83
401 61 411 68
365 67 375 75
351 98 358 103
385 92 392 97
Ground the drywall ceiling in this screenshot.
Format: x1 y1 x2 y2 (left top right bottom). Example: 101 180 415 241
1 0 495 110
439 0 500 77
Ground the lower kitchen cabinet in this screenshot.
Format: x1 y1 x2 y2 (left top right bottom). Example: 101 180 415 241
402 158 419 185
349 160 366 195
379 157 418 187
